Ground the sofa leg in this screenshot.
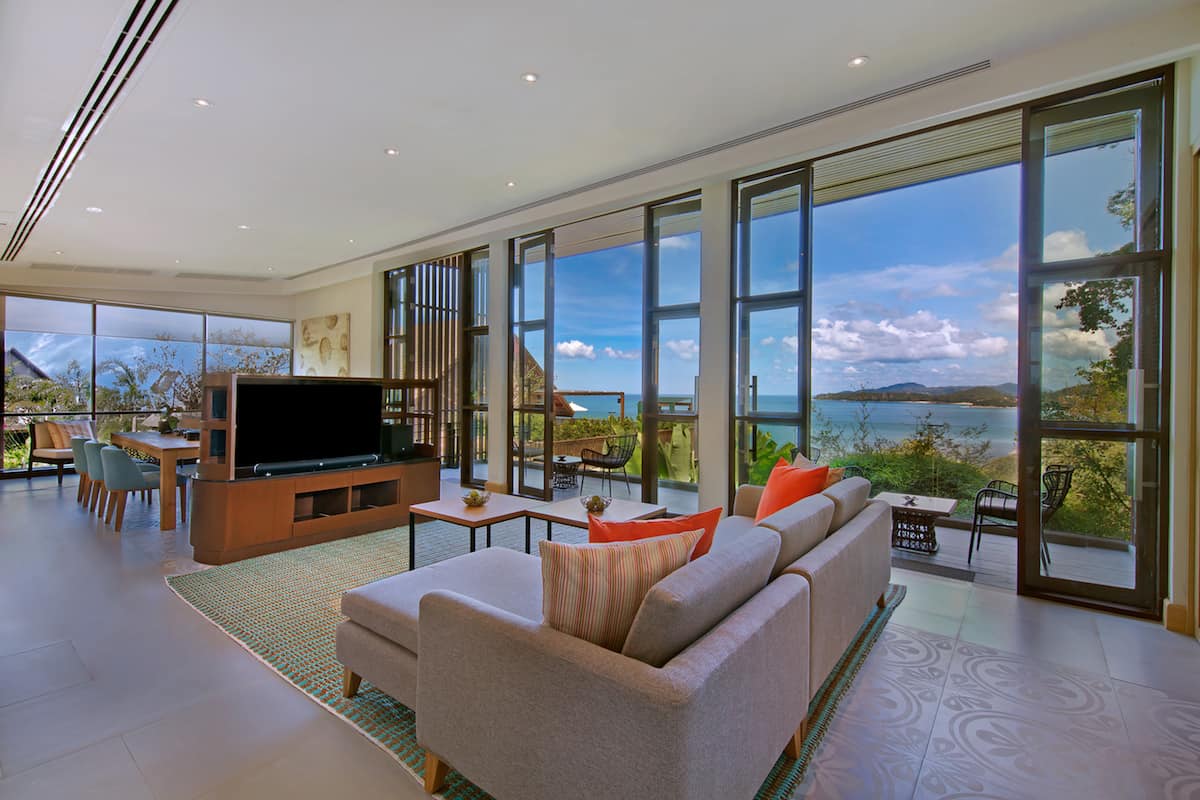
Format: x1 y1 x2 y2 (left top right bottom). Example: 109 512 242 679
342 667 362 698
785 718 808 759
877 591 887 609
423 751 450 794
57 464 64 485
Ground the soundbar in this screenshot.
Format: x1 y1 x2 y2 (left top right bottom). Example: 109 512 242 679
252 453 380 477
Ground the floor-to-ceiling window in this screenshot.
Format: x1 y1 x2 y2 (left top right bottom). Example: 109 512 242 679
1 293 292 475
462 247 489 486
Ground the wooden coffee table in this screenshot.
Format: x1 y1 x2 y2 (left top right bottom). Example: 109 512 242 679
408 495 544 571
527 497 667 545
876 492 957 554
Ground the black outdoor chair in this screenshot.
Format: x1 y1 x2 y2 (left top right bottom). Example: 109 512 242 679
580 434 637 496
970 464 1074 571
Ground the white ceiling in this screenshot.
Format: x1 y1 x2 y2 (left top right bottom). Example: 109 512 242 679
0 0 1192 279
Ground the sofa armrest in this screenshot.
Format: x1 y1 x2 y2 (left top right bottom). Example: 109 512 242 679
781 498 891 699
417 576 810 800
732 483 764 518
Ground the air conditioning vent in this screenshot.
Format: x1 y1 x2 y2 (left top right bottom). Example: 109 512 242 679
1 0 181 261
175 271 275 283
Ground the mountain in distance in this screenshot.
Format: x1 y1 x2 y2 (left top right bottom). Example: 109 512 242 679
816 382 1017 407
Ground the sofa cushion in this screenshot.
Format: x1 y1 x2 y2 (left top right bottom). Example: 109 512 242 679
46 420 93 449
31 448 74 460
755 459 829 522
540 530 702 652
822 476 871 534
792 453 844 488
711 514 756 552
341 547 542 654
756 494 836 577
622 527 780 667
588 507 721 559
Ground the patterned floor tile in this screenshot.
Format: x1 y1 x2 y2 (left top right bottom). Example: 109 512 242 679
1114 680 1200 799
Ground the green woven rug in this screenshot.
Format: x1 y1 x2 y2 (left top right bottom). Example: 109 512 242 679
166 526 905 799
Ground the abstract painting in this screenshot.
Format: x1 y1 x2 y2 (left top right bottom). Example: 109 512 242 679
297 313 350 376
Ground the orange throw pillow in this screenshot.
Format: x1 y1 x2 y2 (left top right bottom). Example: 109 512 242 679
755 459 829 522
588 506 722 560
824 467 845 488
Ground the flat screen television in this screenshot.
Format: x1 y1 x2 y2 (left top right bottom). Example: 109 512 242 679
234 378 383 475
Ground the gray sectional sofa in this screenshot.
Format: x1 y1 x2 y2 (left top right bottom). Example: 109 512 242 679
335 476 891 799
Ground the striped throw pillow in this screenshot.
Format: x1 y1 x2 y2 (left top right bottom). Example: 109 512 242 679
540 529 703 652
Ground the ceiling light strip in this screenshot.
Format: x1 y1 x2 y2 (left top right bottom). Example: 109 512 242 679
1 0 180 261
289 60 991 279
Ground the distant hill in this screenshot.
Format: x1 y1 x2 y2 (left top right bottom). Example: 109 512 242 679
816 382 1017 407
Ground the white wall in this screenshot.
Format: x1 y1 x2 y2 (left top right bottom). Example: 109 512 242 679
289 275 379 378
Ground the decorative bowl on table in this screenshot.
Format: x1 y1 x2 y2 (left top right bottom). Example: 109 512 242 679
461 489 491 508
579 494 613 514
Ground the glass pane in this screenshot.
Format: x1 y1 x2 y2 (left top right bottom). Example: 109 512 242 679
95 338 203 412
1037 276 1136 425
652 419 699 514
386 272 406 336
4 296 92 335
521 243 546 322
520 328 545 408
206 345 290 375
387 338 405 379
469 334 488 405
655 317 699 406
3 332 92 413
1036 437 1139 589
746 183 802 296
96 305 202 342
470 251 489 326
207 315 291 348
468 410 488 483
653 202 701 306
517 411 546 488
742 306 801 414
736 422 801 486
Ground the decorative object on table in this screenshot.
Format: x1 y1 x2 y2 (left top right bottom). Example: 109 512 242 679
297 313 351 377
461 488 490 508
580 494 612 514
165 526 907 800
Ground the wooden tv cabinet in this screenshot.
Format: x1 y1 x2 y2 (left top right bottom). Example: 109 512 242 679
189 458 440 565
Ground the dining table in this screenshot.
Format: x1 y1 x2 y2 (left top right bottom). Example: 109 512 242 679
110 430 200 531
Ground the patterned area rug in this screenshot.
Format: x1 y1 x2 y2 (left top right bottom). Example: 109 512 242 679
166 526 905 799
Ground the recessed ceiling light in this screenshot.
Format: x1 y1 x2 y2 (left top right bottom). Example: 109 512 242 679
193 97 212 108
236 224 251 230
506 180 516 188
848 55 870 67
54 250 63 255
348 238 355 244
267 266 274 272
384 147 399 156
521 72 539 83
85 206 103 213
175 259 181 264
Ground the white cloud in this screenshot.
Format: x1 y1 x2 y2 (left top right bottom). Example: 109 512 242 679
555 340 596 360
1043 328 1111 361
981 291 1020 324
664 339 700 360
781 335 799 354
759 336 777 346
603 346 639 360
812 310 1010 363
1043 230 1094 262
930 282 962 297
658 236 694 250
843 366 859 375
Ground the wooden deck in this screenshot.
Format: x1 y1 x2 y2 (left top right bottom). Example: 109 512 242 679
895 523 1136 590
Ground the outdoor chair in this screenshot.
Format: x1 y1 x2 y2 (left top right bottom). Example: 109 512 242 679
580 433 637 496
27 419 93 484
100 446 161 532
970 464 1074 571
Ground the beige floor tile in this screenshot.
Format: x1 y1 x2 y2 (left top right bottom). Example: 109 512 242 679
1114 680 1200 799
1096 613 1200 702
0 640 90 708
0 737 154 800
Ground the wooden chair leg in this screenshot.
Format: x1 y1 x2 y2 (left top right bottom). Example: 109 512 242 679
423 751 450 794
785 718 808 759
76 475 88 504
342 667 362 698
877 591 887 608
97 488 109 517
114 491 129 532
104 490 119 524
89 481 100 511
179 482 187 523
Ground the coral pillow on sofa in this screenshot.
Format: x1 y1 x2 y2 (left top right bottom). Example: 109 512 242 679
755 458 829 522
588 506 722 559
540 529 704 652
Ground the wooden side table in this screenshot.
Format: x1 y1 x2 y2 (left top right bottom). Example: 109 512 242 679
875 492 958 554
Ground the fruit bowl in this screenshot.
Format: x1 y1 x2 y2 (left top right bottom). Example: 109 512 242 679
579 494 613 514
461 489 491 508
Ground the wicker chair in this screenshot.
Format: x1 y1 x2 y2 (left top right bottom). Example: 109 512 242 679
580 434 637 496
970 464 1074 571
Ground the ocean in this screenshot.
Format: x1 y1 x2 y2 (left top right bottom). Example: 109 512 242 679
563 393 1018 460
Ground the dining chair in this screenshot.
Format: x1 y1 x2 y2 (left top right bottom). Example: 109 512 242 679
83 440 108 514
69 436 92 504
100 447 161 532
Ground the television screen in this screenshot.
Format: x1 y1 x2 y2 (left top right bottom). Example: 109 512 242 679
234 379 383 471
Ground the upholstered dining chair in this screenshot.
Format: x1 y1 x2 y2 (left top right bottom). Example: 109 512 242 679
83 440 109 514
100 447 161 532
175 463 198 524
69 436 92 504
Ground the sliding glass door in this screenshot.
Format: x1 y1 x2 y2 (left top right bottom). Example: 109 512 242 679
1019 74 1169 611
511 233 554 499
734 169 810 486
461 248 489 486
